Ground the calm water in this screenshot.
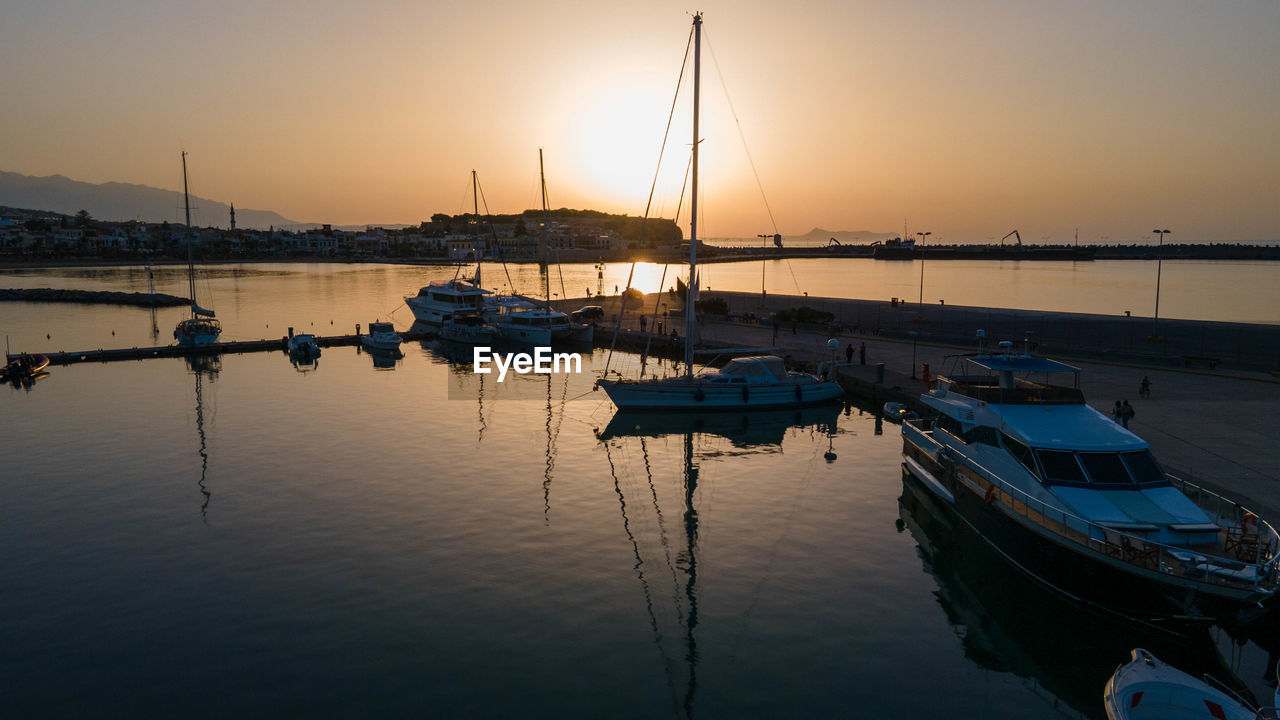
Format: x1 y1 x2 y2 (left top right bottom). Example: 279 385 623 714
1 265 1276 717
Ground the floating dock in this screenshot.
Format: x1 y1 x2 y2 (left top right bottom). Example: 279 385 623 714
8 328 434 366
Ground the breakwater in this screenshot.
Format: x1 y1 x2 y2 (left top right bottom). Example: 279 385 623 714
0 287 190 306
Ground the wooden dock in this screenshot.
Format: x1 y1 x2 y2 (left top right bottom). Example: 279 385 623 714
9 329 435 366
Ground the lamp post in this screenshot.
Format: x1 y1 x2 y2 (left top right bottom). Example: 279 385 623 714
916 231 931 308
909 330 919 379
1152 229 1170 340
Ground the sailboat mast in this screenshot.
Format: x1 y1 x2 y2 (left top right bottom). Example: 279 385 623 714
685 12 702 377
539 148 551 305
182 151 196 316
472 169 482 287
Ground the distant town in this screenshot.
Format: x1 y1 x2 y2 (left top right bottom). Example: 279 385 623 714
1 204 1277 265
0 205 684 264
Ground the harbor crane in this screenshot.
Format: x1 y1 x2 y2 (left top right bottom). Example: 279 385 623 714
1001 229 1023 248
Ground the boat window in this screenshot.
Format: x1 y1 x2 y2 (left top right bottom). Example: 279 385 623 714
1078 452 1134 485
1121 451 1168 486
1001 433 1040 478
962 426 999 447
1036 450 1086 484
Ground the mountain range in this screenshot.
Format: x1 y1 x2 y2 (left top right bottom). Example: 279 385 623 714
0 171 298 230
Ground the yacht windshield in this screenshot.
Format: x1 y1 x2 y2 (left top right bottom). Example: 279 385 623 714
1037 450 1087 484
1121 451 1167 485
1078 452 1133 485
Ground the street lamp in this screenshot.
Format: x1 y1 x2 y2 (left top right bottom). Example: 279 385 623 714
1151 229 1171 340
916 231 932 308
909 330 919 379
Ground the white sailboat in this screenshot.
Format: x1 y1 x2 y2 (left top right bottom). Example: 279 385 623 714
595 14 843 411
173 151 222 346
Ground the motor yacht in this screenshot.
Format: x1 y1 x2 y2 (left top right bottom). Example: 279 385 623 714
360 322 403 351
900 341 1278 622
405 279 491 327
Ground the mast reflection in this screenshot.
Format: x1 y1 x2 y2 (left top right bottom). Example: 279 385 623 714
186 354 220 520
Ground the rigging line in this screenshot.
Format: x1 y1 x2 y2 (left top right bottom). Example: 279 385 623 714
639 262 670 377
603 27 694 375
703 29 777 235
474 176 518 294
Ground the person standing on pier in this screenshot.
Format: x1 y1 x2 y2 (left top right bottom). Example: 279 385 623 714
859 342 866 365
845 343 854 364
1121 400 1135 428
639 314 647 333
1112 401 1123 423
1140 376 1151 398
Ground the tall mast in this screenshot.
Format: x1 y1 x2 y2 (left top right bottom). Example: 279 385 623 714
685 12 702 377
182 151 196 315
539 148 551 305
472 169 481 287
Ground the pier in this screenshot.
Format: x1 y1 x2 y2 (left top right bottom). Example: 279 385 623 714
570 291 1280 518
8 327 434 366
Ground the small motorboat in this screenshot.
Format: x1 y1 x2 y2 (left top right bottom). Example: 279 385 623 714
1103 648 1267 720
2 353 50 380
287 332 322 359
361 322 403 351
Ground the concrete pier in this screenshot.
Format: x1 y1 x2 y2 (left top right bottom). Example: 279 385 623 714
565 292 1280 518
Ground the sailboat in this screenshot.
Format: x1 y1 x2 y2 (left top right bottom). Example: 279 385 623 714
405 170 493 331
490 150 593 346
595 14 843 411
173 151 222 346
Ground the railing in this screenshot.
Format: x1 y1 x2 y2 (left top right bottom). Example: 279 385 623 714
903 419 1280 596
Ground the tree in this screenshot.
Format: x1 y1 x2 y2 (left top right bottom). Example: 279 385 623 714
74 209 93 227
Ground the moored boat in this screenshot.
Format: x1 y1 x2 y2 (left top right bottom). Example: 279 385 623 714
286 331 321 359
594 13 841 412
360 322 403 351
900 341 1279 622
172 151 222 347
1103 648 1269 720
2 352 50 379
438 309 494 345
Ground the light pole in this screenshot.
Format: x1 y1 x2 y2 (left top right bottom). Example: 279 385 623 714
916 231 931 308
909 330 919 379
1151 229 1170 340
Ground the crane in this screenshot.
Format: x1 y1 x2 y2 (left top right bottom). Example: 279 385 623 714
1001 229 1022 249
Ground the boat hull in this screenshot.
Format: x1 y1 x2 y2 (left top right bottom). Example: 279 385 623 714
598 378 845 411
901 433 1271 624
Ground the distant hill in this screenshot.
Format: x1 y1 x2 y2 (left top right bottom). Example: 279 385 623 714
787 228 899 245
0 171 298 230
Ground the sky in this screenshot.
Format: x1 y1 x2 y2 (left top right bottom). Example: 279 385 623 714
2 0 1278 243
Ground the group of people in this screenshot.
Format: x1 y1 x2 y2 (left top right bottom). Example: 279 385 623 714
1112 399 1136 428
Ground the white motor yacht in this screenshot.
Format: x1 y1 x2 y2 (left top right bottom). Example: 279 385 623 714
900 342 1279 622
405 279 491 327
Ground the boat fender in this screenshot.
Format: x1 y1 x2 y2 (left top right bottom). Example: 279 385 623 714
984 484 997 505
742 386 749 403
693 387 705 402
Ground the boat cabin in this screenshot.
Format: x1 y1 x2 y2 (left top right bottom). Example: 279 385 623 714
702 356 790 384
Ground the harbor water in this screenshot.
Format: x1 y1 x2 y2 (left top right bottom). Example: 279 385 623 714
1 263 1277 716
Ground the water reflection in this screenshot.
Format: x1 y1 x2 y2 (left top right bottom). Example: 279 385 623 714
897 472 1263 716
366 348 402 370
596 402 842 450
5 369 50 393
186 354 220 520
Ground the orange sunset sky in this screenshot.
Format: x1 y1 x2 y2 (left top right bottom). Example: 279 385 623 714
2 0 1277 243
